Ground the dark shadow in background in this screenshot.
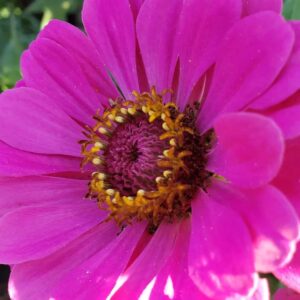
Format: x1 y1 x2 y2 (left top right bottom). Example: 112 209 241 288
0 265 10 300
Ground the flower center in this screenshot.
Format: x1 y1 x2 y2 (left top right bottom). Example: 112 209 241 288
104 115 168 196
81 88 213 228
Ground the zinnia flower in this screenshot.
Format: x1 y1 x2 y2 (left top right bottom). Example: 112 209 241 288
0 0 300 299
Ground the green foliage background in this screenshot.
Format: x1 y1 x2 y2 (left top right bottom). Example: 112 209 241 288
0 0 82 91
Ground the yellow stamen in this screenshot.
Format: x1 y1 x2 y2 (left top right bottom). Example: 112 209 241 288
169 138 176 146
97 173 107 180
98 127 109 135
128 107 136 115
163 170 172 178
115 116 125 123
92 157 102 165
108 114 115 121
106 189 115 196
94 141 105 149
155 176 164 184
137 189 145 196
162 122 169 131
163 149 170 157
120 108 128 115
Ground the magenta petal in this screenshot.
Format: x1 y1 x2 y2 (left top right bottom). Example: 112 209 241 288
39 19 118 103
149 220 190 300
22 38 102 125
274 288 300 300
176 0 242 110
211 182 300 273
208 112 284 188
0 196 104 264
171 279 209 300
198 12 294 131
189 191 256 299
241 186 299 272
83 0 139 98
264 91 300 140
0 176 88 217
14 79 26 88
53 223 146 300
251 279 270 300
0 88 82 156
273 137 300 216
0 141 80 177
242 0 282 16
275 247 300 294
112 222 180 299
136 0 181 94
251 22 300 111
149 219 209 300
129 0 145 18
9 222 118 300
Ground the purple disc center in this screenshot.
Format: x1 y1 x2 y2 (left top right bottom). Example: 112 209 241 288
104 115 168 196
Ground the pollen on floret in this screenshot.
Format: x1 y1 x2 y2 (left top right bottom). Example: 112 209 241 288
92 157 102 165
98 127 110 135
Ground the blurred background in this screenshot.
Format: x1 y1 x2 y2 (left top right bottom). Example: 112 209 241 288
0 0 299 299
0 0 83 93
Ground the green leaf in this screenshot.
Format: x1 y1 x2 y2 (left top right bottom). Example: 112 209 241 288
284 0 300 20
0 6 39 90
26 0 81 21
0 12 21 89
0 39 23 88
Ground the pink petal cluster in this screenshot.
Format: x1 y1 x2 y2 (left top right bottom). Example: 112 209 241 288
274 288 300 300
0 0 300 299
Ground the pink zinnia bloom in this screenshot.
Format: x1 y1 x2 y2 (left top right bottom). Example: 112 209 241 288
0 0 300 299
